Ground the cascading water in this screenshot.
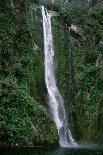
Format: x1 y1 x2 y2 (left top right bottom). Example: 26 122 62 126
42 6 77 147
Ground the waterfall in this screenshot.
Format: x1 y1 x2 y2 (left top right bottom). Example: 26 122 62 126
41 6 77 147
52 0 55 3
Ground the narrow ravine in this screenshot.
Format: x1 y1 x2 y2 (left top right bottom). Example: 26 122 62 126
41 6 77 147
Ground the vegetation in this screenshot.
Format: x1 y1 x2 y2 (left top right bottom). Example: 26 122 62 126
0 0 103 146
0 0 58 146
56 3 103 143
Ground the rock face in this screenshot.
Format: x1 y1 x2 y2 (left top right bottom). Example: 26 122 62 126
27 0 103 145
69 25 81 39
0 0 103 146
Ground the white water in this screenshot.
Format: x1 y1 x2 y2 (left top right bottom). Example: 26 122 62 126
42 6 77 147
52 0 55 3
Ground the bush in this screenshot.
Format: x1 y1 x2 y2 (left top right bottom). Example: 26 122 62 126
0 77 58 145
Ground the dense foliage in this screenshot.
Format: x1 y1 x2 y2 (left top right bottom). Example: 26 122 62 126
0 0 103 146
0 1 58 146
56 3 103 143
